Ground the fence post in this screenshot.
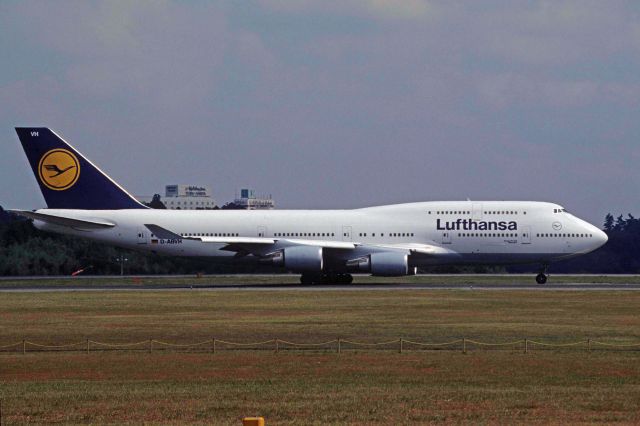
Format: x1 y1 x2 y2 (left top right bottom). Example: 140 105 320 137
212 338 216 354
588 339 591 352
149 339 153 354
22 339 25 355
86 338 90 354
462 338 466 354
275 339 279 353
399 338 403 354
524 338 528 354
337 339 341 354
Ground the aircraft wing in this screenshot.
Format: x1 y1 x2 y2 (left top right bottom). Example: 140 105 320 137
370 242 457 256
144 224 275 245
10 210 115 230
145 224 357 252
143 224 451 259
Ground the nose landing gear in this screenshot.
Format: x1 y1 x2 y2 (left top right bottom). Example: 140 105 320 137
535 264 548 284
535 273 547 284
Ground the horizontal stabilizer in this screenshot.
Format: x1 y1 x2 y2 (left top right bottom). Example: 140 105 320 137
10 210 115 229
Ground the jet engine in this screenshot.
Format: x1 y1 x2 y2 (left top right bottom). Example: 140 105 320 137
263 246 323 272
347 252 416 276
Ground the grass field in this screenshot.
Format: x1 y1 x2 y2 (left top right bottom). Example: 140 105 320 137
1 285 640 424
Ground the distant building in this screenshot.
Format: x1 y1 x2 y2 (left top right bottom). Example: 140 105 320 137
137 185 216 210
233 188 275 210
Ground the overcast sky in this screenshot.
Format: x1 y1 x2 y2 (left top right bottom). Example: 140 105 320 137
1 1 639 225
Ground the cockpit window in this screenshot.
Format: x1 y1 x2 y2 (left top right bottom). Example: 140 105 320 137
554 208 567 213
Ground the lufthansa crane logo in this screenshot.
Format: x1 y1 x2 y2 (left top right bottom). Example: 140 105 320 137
38 149 80 191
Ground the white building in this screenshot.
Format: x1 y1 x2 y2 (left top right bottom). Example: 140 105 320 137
233 188 275 210
137 185 216 210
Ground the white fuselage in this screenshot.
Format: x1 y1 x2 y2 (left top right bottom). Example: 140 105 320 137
34 201 608 270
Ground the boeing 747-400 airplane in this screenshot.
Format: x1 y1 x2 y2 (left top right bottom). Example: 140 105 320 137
12 128 608 284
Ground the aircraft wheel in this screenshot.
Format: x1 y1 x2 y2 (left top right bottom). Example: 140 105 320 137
300 274 314 285
320 274 334 284
333 274 352 284
535 273 547 284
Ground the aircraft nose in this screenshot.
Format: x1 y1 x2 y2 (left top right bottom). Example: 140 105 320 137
595 228 608 248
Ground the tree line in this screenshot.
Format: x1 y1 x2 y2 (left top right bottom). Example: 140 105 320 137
0 206 274 276
1 206 638 275
546 213 640 274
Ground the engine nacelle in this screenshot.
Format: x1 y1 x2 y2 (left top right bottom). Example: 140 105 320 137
347 252 416 276
263 246 323 273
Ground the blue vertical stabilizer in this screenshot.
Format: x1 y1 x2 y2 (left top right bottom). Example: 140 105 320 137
15 127 146 209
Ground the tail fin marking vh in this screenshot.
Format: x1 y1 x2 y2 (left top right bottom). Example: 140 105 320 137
15 127 147 210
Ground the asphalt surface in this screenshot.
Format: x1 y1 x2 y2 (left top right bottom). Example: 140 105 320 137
2 282 640 292
4 274 640 280
2 274 640 292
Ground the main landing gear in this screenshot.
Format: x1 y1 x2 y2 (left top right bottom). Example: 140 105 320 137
300 273 353 285
536 264 548 284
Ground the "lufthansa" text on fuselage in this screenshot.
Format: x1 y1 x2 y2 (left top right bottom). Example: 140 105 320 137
436 219 518 231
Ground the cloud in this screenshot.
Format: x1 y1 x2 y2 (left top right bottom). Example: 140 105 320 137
475 71 640 109
363 0 432 19
4 1 234 109
1 1 640 221
258 0 434 20
477 1 637 66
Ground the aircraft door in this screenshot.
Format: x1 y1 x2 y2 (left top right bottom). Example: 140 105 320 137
563 233 572 253
472 203 483 221
342 226 352 241
257 226 267 237
520 226 531 244
442 231 452 244
137 228 147 245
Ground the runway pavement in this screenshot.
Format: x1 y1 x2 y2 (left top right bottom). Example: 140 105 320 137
2 282 640 292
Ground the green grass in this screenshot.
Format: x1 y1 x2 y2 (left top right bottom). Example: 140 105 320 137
3 352 640 424
1 288 640 424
